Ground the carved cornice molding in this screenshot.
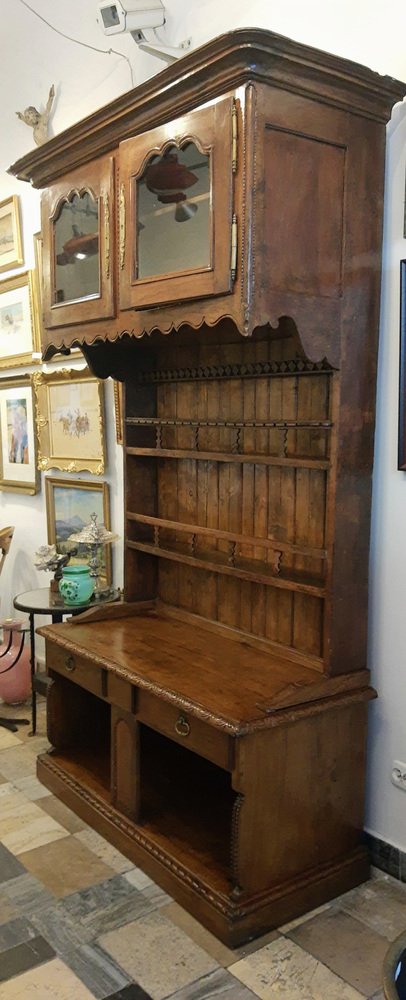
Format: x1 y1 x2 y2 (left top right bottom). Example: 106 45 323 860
9 28 406 188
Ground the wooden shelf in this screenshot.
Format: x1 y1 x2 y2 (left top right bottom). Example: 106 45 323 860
48 747 111 798
126 511 327 562
140 726 235 883
126 539 326 596
126 447 330 469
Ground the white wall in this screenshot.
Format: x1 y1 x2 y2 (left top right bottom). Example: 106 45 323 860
366 100 406 852
1 0 406 852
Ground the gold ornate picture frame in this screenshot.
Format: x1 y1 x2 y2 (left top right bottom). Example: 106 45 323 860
0 270 41 369
32 231 44 345
33 367 105 474
113 380 123 445
45 476 112 585
0 195 23 273
0 374 39 494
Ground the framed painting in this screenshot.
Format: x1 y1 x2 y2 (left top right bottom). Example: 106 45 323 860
0 374 39 493
45 476 112 585
0 196 23 273
33 367 105 474
0 270 41 369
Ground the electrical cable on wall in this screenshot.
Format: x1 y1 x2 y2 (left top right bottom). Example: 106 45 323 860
18 0 135 87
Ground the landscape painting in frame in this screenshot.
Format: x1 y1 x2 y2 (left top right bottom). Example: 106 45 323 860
0 195 23 273
33 367 105 474
0 271 40 369
0 376 38 494
45 476 111 584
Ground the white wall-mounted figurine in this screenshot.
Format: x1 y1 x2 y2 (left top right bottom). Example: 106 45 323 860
16 84 55 146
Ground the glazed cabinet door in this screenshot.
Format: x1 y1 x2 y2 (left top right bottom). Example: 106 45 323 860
118 97 235 310
41 154 115 331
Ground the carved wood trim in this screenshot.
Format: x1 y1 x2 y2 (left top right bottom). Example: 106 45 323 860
130 358 334 384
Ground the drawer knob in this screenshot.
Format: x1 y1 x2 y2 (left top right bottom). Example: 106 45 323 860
65 655 76 673
174 714 190 737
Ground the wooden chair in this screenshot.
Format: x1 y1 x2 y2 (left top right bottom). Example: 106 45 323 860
0 527 30 732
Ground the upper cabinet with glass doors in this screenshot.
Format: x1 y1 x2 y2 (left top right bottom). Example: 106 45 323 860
41 154 115 331
118 98 235 311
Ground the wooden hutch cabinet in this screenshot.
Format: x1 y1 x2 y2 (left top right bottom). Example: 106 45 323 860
10 29 405 945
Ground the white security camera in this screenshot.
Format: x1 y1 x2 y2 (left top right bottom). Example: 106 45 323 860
97 1 165 34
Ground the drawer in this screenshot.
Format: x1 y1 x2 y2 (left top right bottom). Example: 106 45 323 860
46 640 102 697
136 689 233 771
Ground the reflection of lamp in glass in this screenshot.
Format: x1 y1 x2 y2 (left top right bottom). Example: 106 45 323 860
145 150 199 223
174 200 198 223
67 513 119 598
57 225 99 265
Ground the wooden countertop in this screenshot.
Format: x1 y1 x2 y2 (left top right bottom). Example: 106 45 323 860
38 606 373 734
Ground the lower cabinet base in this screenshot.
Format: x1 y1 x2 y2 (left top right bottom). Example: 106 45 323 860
37 751 370 947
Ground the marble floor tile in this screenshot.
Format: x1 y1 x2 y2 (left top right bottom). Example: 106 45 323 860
0 956 97 999
75 828 135 873
12 774 51 800
161 902 238 967
234 929 282 961
18 835 117 897
278 901 335 934
287 908 388 997
0 934 55 982
0 786 67 854
230 937 365 999
0 842 26 884
60 874 154 938
0 730 22 751
24 735 51 755
165 968 259 999
141 883 172 909
124 869 154 891
337 873 406 941
31 899 93 952
0 893 19 926
0 747 37 782
1 873 55 917
62 941 133 998
100 911 219 1000
38 793 89 833
0 915 37 952
105 987 153 1000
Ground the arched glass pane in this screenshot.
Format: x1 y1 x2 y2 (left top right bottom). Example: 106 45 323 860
53 192 99 305
136 143 210 280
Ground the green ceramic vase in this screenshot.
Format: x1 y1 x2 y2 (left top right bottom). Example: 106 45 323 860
58 564 94 606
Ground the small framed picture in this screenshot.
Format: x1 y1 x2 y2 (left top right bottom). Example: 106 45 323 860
0 271 41 369
0 374 39 494
33 366 105 474
0 195 23 273
45 476 112 585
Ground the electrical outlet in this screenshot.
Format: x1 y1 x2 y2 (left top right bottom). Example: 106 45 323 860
391 760 406 791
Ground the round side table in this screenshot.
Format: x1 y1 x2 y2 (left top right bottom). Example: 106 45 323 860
13 587 120 734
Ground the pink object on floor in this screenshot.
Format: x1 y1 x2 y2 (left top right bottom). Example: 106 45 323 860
0 620 31 705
